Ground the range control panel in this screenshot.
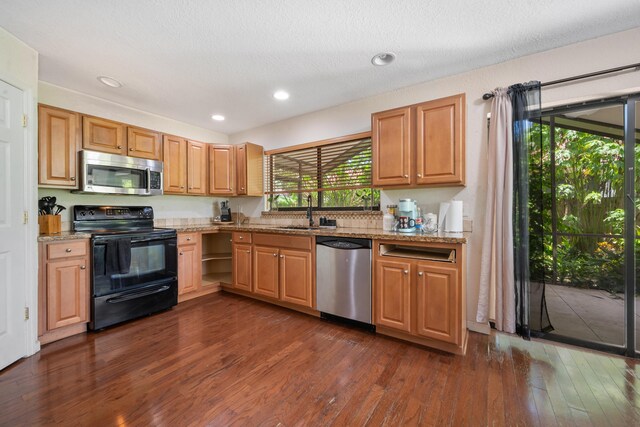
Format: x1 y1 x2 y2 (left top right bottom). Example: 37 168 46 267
74 205 154 221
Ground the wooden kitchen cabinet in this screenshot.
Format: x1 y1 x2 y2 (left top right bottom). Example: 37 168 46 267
127 126 161 160
253 246 280 298
372 93 465 188
279 249 313 308
373 240 466 355
38 104 81 188
232 243 252 291
235 142 264 196
38 239 90 345
82 115 126 155
374 258 412 333
209 144 235 195
187 140 208 195
163 135 187 193
177 232 201 297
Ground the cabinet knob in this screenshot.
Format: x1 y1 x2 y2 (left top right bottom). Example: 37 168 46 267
117 145 122 149
188 187 193 189
418 271 423 276
241 187 245 190
403 174 408 178
403 270 408 275
180 186 185 189
417 174 422 177
280 255 284 258
186 237 191 241
245 250 250 254
239 236 243 239
273 253 277 257
179 252 183 256
65 248 72 253
80 265 86 270
70 177 76 181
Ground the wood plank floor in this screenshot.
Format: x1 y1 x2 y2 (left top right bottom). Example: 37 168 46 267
1 292 640 426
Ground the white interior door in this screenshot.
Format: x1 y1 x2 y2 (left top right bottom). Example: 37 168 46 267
0 79 26 370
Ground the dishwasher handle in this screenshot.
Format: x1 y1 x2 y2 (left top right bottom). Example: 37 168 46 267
316 236 371 250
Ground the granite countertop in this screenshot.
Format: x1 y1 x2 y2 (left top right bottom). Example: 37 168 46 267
38 231 92 242
172 223 469 244
38 224 469 244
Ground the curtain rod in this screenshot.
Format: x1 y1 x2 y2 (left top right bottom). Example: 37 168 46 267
482 62 640 100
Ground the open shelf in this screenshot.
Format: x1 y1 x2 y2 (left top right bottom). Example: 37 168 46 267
202 252 232 262
202 272 232 287
379 243 455 263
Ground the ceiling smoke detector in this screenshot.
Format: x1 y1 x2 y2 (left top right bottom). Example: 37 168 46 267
371 52 396 66
211 114 225 121
97 76 123 88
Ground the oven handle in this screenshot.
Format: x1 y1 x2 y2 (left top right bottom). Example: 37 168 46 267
106 285 171 303
93 234 176 244
146 167 151 194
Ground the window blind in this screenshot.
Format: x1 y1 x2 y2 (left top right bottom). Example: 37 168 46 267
264 136 373 194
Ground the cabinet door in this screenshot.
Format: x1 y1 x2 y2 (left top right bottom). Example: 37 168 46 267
374 259 412 332
372 107 412 187
209 144 234 195
127 126 161 160
82 116 126 155
235 144 247 195
46 257 88 330
416 263 459 344
178 243 200 295
232 243 252 291
163 135 187 194
279 249 313 308
415 94 465 185
187 140 208 195
38 105 80 187
253 246 279 298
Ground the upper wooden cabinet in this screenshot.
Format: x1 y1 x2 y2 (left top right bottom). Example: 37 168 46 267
38 104 81 188
82 115 126 155
209 144 235 195
127 126 161 160
372 93 465 188
163 135 187 193
187 140 208 195
235 142 264 196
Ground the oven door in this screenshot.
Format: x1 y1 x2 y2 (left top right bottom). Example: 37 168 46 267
92 233 177 297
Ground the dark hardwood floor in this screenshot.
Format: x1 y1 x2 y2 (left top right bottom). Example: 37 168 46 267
1 292 639 426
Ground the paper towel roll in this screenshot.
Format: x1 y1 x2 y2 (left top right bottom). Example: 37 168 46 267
445 200 463 232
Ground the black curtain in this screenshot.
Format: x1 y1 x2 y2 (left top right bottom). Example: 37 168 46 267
509 82 552 338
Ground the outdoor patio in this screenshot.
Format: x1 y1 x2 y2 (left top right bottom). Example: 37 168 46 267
545 284 640 349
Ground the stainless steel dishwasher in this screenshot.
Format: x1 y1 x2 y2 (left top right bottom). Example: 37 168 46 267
316 236 372 325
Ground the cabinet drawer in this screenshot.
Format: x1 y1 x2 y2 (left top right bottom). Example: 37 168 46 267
232 232 252 243
178 232 199 246
253 233 312 251
47 241 88 260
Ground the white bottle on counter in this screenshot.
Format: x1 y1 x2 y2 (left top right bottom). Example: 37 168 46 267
383 213 395 231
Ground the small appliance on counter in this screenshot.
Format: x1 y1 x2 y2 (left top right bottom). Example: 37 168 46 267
220 200 232 222
397 198 418 233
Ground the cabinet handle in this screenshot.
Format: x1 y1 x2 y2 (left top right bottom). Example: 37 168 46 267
65 248 72 253
80 265 86 270
179 252 184 256
403 174 408 178
418 271 423 276
403 270 408 275
245 250 250 253
117 145 122 149
189 187 193 189
186 237 191 241
180 186 185 189
280 255 284 258
70 177 76 181
417 174 422 177
241 187 245 190
239 236 243 239
273 253 277 257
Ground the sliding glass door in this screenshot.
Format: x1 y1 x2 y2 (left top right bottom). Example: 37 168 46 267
532 94 639 357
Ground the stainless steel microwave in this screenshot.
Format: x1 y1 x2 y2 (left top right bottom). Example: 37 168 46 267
76 150 163 196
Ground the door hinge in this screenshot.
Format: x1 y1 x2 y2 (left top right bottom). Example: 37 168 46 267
24 307 30 320
22 114 27 128
23 211 28 224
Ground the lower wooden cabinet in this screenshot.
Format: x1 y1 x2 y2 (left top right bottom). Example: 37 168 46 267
38 239 90 344
279 249 313 308
177 232 201 297
232 243 252 291
373 240 466 355
253 246 280 298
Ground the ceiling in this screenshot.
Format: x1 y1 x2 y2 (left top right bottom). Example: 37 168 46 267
1 1 639 135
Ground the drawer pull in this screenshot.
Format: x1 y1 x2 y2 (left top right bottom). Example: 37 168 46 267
186 237 191 241
65 248 72 253
80 265 86 270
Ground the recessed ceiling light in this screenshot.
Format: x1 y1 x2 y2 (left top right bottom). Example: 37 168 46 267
273 90 290 101
371 52 396 66
97 76 123 88
211 114 225 121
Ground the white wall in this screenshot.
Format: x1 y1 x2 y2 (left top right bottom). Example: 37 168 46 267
38 82 233 224
0 27 40 355
229 27 640 331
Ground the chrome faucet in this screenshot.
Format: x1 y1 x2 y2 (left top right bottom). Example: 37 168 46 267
307 195 314 227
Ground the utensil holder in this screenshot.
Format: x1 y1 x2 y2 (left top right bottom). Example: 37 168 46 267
39 215 61 235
